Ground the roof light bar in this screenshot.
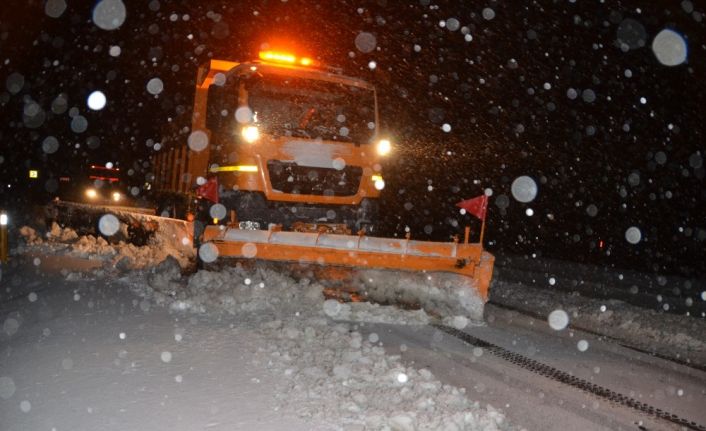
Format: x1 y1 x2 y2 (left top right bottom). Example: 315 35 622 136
259 51 317 67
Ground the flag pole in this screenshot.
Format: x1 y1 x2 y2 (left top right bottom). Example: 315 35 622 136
479 217 486 247
479 194 488 247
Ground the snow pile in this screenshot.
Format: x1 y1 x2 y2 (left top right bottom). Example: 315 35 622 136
325 299 431 326
353 269 486 322
49 222 79 241
18 226 42 245
136 263 432 326
127 263 512 430
492 280 706 361
260 320 508 430
17 223 192 270
71 234 115 256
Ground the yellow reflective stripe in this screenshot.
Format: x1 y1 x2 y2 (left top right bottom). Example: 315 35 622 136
209 165 258 173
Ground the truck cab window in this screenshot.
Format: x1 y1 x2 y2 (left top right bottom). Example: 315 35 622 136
206 78 238 132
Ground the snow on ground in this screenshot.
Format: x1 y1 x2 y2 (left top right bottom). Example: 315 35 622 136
129 262 511 430
15 218 706 427
7 226 514 430
15 223 192 271
491 279 706 366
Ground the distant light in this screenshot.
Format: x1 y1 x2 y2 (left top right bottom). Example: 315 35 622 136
28 170 39 179
525 208 534 216
368 61 377 70
87 91 107 110
0 213 8 226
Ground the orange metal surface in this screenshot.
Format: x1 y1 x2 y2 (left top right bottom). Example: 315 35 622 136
203 227 493 300
153 58 384 203
217 138 382 206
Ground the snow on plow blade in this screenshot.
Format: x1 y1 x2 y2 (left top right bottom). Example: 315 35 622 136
202 226 495 320
45 201 195 261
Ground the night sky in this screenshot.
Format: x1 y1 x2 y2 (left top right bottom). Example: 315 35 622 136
1 0 704 277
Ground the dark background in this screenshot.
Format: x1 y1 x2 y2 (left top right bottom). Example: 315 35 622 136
1 0 704 278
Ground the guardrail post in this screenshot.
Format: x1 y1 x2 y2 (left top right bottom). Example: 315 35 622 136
0 210 8 263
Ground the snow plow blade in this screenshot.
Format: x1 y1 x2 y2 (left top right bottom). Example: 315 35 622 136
202 226 494 320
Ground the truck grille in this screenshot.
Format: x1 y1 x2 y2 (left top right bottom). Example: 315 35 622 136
267 161 362 197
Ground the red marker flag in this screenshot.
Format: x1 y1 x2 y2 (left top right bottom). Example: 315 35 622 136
456 194 488 221
196 177 219 203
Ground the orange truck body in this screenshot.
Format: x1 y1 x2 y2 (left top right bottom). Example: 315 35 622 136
151 52 494 310
151 54 387 231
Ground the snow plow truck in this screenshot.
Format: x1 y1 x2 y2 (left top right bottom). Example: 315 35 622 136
93 50 497 316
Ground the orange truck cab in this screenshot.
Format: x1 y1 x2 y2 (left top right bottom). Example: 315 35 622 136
170 51 393 233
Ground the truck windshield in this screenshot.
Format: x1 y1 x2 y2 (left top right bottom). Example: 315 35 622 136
246 74 376 143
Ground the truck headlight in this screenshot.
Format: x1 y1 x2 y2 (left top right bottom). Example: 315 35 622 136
112 192 122 202
85 188 98 199
376 139 392 156
242 126 260 143
372 174 385 190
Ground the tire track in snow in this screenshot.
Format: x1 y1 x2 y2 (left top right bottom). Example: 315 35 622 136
434 323 706 431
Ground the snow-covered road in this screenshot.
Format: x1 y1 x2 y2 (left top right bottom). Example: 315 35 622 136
2 253 512 430
2 224 705 430
358 304 706 430
0 259 328 431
